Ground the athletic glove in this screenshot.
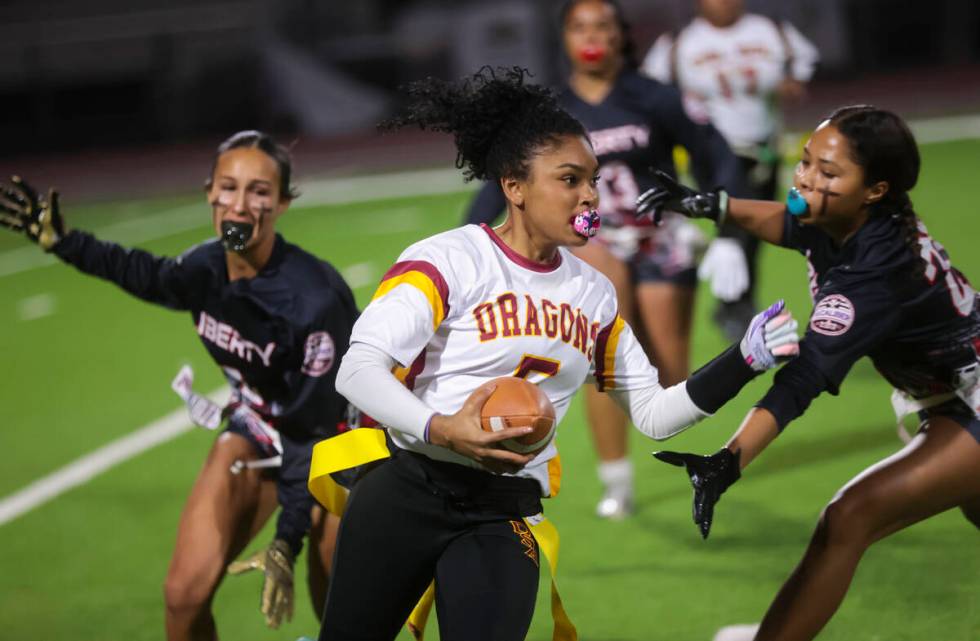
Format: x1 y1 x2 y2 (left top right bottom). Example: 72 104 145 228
698 238 749 302
227 538 295 629
636 170 728 225
739 299 799 372
0 176 66 250
653 447 741 539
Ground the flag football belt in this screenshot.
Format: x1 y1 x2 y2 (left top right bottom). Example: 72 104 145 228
308 428 578 641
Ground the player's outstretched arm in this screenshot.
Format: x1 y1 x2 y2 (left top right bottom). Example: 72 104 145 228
611 301 799 442
0 176 66 250
636 170 785 244
0 176 198 309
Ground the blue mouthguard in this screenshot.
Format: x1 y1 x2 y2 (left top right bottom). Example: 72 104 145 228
786 188 809 216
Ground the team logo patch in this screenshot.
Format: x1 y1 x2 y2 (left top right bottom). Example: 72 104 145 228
301 331 335 377
810 294 855 336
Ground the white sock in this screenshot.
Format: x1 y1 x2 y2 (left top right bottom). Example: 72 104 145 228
597 458 633 493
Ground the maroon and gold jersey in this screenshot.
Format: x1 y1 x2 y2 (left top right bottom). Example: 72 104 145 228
351 223 662 496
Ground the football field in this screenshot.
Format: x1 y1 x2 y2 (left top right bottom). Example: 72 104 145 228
0 139 978 640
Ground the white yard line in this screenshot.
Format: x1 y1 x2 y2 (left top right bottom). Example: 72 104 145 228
2 114 979 526
16 292 57 321
0 387 227 527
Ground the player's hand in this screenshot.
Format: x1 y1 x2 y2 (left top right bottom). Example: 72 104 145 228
739 299 799 372
636 170 728 225
0 176 66 251
698 238 749 302
227 538 295 629
653 447 740 539
427 384 535 474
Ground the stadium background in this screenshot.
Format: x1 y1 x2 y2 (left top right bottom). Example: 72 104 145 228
1 1 978 639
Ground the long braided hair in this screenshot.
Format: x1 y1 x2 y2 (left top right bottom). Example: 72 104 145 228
826 105 923 277
380 67 587 182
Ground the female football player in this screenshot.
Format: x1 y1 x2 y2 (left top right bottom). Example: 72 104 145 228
0 131 360 641
466 0 745 519
319 66 799 641
640 106 980 640
643 0 820 341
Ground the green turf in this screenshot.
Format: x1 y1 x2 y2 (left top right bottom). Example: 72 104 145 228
1 140 978 640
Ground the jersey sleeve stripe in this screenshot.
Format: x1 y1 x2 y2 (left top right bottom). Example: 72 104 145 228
593 314 626 392
372 260 450 330
392 348 427 391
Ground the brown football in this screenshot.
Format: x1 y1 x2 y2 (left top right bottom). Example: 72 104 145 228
478 376 556 456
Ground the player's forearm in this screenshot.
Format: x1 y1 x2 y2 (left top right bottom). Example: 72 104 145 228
335 341 435 442
610 381 708 440
614 343 763 440
724 198 786 245
724 407 780 470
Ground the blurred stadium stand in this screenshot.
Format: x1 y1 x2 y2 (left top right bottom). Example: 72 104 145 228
1 0 979 201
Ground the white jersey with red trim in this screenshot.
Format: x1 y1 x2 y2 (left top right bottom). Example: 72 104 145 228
643 14 819 150
351 223 660 496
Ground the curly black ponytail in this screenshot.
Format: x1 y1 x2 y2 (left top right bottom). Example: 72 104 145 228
827 105 923 277
381 67 587 182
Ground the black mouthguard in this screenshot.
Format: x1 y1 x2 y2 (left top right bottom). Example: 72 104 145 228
220 220 254 253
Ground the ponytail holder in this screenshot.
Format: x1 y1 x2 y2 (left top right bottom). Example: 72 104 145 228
786 188 809 217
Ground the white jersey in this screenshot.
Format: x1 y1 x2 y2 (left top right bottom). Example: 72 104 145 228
351 223 661 496
643 14 819 151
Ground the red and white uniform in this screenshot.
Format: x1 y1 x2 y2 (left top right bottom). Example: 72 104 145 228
342 223 705 496
643 14 819 151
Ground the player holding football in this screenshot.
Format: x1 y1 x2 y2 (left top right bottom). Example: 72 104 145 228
640 106 980 640
643 0 819 340
318 67 800 641
0 131 359 641
467 0 746 520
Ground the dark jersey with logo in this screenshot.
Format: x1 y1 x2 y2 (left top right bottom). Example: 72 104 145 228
465 70 742 227
53 230 359 552
757 211 980 429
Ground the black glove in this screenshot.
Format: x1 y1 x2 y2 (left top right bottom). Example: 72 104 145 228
636 170 728 225
0 176 66 250
653 447 741 539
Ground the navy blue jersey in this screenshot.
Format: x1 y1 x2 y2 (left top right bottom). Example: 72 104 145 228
53 230 358 551
758 211 979 428
465 71 742 227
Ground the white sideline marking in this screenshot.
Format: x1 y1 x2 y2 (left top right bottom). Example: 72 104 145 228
712 624 761 641
341 262 377 290
17 292 56 321
0 387 227 527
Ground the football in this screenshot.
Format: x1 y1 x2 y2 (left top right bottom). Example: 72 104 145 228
478 376 556 455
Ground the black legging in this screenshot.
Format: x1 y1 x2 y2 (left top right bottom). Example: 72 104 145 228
319 449 542 641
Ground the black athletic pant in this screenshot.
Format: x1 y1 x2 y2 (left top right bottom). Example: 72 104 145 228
319 449 543 641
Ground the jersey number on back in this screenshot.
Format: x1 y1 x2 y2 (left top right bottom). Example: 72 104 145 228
918 225 974 316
